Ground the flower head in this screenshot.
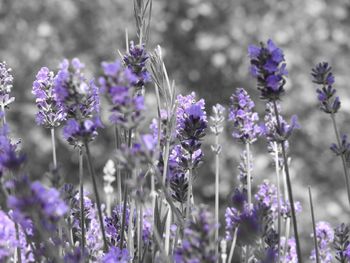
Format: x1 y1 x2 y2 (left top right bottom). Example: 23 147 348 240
99 59 144 128
123 41 151 89
103 247 130 263
229 88 261 143
0 61 15 108
54 58 101 146
311 62 340 114
249 39 288 100
210 104 225 136
310 221 334 263
32 67 66 128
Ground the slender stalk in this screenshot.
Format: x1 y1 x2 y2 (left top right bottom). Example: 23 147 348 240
282 218 291 263
274 142 281 263
330 113 350 207
246 143 252 208
14 223 22 263
214 134 220 262
1 103 6 124
79 148 85 251
120 183 128 249
227 227 238 263
51 128 57 169
128 200 135 258
186 168 193 221
84 141 108 251
308 186 320 263
162 138 171 185
164 203 172 255
272 101 302 262
114 126 123 205
139 204 144 262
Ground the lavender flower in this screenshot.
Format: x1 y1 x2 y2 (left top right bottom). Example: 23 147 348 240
229 88 261 143
0 210 19 261
123 41 151 89
99 59 144 128
0 119 25 175
103 246 130 263
330 134 350 161
263 102 300 143
311 62 340 114
248 39 288 100
281 237 298 263
176 92 207 170
174 206 216 263
0 61 15 109
333 223 350 262
310 221 334 262
54 58 102 146
32 67 66 128
8 176 68 233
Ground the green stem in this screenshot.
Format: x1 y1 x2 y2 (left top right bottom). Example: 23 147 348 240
84 141 108 251
164 203 171 255
51 128 57 169
114 126 123 205
79 148 85 252
330 113 350 207
15 223 22 263
186 168 193 221
227 227 238 263
214 134 220 262
272 101 302 263
274 142 281 263
246 143 252 208
308 186 320 263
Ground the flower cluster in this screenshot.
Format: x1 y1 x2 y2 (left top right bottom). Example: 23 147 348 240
0 118 25 176
311 62 340 114
310 221 334 262
0 61 15 108
175 92 207 170
248 39 288 100
229 88 261 143
0 210 19 261
8 176 68 233
210 103 225 136
123 41 151 89
32 67 66 128
103 247 130 263
99 59 144 129
174 206 216 263
334 223 350 262
54 58 102 145
263 102 299 143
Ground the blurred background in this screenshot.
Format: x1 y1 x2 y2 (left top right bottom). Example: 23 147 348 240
1 0 350 257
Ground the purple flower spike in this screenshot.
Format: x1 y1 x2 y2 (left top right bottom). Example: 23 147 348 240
311 62 340 114
32 67 66 128
99 59 144 129
103 247 130 263
248 39 287 100
0 61 15 108
310 221 334 263
229 88 261 143
123 41 151 89
53 58 102 146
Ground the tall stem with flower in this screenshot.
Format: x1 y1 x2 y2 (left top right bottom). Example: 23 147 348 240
248 39 302 262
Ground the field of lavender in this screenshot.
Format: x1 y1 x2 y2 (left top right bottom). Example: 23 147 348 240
1 0 350 262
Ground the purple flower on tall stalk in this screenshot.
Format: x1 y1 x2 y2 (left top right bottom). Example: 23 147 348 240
123 41 151 89
174 206 217 263
103 246 130 263
32 67 66 128
310 221 334 263
99 59 144 129
54 58 102 146
311 62 340 114
0 117 25 176
248 39 288 100
0 61 15 110
229 88 261 143
281 237 298 263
